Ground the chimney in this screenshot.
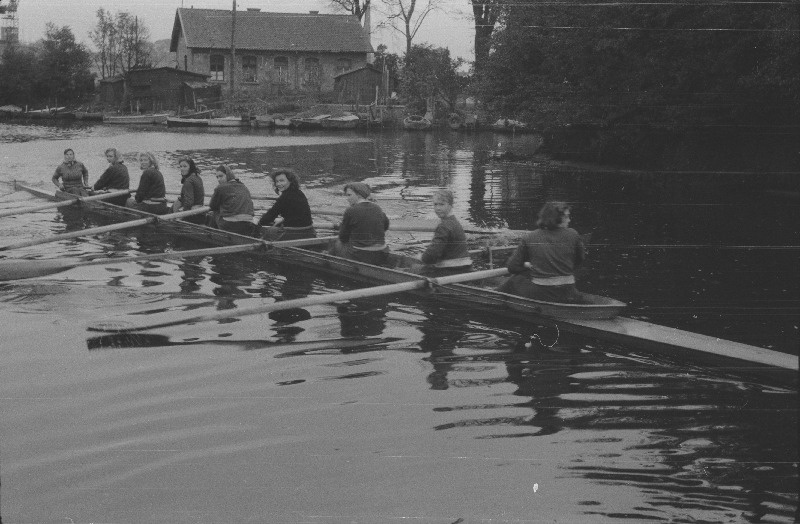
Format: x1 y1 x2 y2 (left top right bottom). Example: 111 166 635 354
364 3 374 64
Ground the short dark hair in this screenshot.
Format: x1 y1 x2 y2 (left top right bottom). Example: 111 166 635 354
536 202 571 230
63 148 74 155
270 168 300 191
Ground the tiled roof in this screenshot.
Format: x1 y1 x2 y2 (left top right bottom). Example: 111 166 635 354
171 8 373 53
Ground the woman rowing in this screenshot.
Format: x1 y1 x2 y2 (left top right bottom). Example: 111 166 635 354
208 164 255 236
173 156 206 224
496 201 587 303
331 182 389 265
419 189 472 274
52 148 89 196
126 152 168 215
92 147 130 206
257 168 316 241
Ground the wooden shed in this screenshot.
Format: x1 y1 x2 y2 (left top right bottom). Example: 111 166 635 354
99 68 214 112
333 65 394 105
126 68 211 112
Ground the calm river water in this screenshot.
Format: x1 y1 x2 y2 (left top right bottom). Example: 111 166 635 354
0 122 797 523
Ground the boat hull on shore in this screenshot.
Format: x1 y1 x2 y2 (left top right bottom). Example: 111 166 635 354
103 113 169 125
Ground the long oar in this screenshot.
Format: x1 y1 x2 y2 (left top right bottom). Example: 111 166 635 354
0 235 338 281
0 206 210 252
310 220 519 235
165 190 277 201
88 267 510 333
0 190 132 219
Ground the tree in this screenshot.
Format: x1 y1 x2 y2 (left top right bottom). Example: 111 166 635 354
402 43 464 114
115 12 153 73
36 24 94 105
0 44 37 105
378 0 443 62
88 8 117 79
328 0 371 21
470 0 503 74
89 9 153 77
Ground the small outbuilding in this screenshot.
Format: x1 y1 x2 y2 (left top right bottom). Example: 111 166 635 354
333 64 394 105
99 67 217 113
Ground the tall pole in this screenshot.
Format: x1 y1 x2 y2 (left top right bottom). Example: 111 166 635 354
230 0 236 98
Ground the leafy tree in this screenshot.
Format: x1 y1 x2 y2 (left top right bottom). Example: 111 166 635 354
470 0 503 75
0 44 37 106
89 10 153 77
479 0 800 158
88 8 118 78
35 24 94 105
402 43 464 114
115 12 153 73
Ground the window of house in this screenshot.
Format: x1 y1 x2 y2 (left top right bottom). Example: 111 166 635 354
242 55 257 83
274 56 289 84
210 54 225 81
304 57 321 88
335 58 352 76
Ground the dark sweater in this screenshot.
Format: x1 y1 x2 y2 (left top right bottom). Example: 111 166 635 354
506 227 585 277
421 215 470 264
134 167 166 202
339 201 389 248
178 173 205 209
93 162 130 191
258 186 313 227
209 180 254 218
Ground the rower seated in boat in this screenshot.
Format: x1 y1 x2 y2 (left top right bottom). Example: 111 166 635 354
496 201 587 303
208 164 256 236
330 182 390 265
91 147 130 206
419 189 472 275
126 152 168 215
257 168 316 241
52 148 90 196
172 156 206 224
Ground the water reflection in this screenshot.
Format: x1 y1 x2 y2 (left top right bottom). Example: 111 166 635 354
337 297 388 338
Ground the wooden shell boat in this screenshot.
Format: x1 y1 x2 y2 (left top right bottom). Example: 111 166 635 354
14 182 623 321
403 115 432 131
291 114 330 130
320 113 360 130
11 181 799 386
492 118 529 133
75 111 104 121
272 115 293 128
167 116 210 128
103 113 169 125
207 116 250 127
252 115 274 128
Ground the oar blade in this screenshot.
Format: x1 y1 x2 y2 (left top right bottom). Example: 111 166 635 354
0 258 82 281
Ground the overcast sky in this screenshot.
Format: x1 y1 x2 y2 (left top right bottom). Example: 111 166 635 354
14 0 475 62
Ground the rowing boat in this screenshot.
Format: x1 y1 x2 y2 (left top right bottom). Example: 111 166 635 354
13 182 623 320
11 182 798 386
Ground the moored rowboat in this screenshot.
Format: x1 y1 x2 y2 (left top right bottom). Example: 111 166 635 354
104 113 169 125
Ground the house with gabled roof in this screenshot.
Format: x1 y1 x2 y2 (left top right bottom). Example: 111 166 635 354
169 7 373 95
